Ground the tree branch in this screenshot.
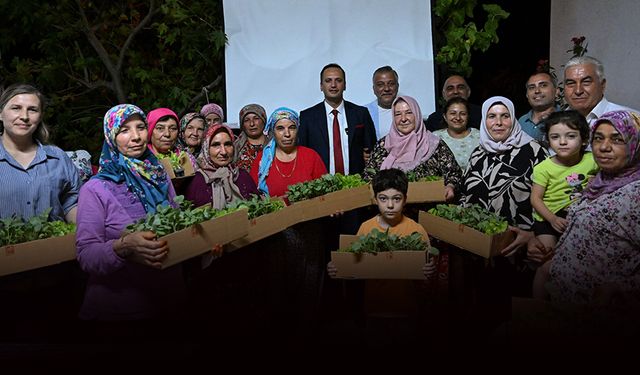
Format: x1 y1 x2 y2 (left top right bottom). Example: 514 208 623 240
117 0 159 72
64 72 114 92
181 75 223 117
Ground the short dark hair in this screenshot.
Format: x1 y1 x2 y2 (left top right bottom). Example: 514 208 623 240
543 110 590 153
372 168 408 196
320 63 346 82
0 83 49 143
372 65 398 82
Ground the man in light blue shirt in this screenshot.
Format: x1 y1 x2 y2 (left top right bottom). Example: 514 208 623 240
365 66 399 140
518 71 560 145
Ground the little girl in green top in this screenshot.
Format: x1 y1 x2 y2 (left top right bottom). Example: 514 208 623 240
530 110 599 299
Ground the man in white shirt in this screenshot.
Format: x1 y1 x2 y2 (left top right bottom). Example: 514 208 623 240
364 66 399 140
564 56 638 121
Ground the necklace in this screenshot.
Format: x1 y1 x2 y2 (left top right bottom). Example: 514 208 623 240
274 155 297 178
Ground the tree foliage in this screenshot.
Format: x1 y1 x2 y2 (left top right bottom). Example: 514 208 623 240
432 0 509 77
0 0 226 160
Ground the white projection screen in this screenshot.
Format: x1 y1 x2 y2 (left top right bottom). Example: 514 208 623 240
223 0 435 128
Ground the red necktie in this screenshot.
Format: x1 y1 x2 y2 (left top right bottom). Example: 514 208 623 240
331 109 345 175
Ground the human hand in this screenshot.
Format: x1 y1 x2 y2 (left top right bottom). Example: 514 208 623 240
118 231 169 269
363 148 371 163
551 216 568 233
526 236 554 263
211 244 224 258
330 210 345 218
423 257 437 279
444 185 455 202
327 261 337 278
500 226 534 257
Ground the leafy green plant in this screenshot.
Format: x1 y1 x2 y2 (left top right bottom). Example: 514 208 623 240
432 0 509 76
157 150 185 171
405 171 442 182
427 203 508 235
226 195 285 220
287 173 366 203
126 195 236 237
0 208 76 247
339 228 429 255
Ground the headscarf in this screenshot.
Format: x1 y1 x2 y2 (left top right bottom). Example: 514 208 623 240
196 124 243 209
200 103 225 122
380 95 440 171
583 110 640 200
178 112 206 153
94 104 171 213
479 96 534 153
257 107 299 195
234 104 268 161
147 107 180 154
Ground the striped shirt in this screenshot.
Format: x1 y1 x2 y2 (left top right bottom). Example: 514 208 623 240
0 138 82 221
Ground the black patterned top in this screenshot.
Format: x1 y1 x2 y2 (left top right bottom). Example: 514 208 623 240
363 137 463 192
459 142 548 230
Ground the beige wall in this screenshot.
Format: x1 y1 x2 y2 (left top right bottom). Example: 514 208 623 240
551 0 640 110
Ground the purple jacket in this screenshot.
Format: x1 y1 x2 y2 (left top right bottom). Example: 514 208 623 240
75 179 186 320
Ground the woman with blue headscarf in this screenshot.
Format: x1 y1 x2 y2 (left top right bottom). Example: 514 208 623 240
249 107 326 199
76 104 186 322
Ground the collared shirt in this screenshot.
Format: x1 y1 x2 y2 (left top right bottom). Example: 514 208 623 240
324 101 350 175
586 97 638 123
0 137 82 221
518 105 561 144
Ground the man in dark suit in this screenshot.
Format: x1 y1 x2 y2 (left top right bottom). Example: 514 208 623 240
298 63 377 176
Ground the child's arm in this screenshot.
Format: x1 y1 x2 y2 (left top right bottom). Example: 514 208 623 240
530 183 567 233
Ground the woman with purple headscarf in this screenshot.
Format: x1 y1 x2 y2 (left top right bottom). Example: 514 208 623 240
363 95 462 201
234 103 271 172
200 103 224 127
543 110 640 306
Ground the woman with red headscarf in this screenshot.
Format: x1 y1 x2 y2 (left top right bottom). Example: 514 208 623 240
184 124 259 209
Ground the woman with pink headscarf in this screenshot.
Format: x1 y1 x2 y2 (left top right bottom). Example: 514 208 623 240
147 107 197 173
362 95 462 201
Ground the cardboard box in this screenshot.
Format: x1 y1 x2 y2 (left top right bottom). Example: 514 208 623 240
161 207 248 268
330 235 427 280
0 233 76 277
291 184 373 222
226 202 298 251
406 180 446 203
418 210 515 258
159 152 195 180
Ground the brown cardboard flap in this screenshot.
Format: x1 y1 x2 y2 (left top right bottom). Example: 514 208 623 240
418 210 515 258
406 180 446 203
226 201 297 252
331 235 427 280
0 234 76 277
161 207 248 268
291 184 373 222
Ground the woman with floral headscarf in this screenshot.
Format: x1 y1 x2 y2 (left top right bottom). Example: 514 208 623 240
538 110 640 306
178 112 206 157
249 107 326 199
184 124 260 209
75 104 186 321
234 103 271 172
363 95 462 201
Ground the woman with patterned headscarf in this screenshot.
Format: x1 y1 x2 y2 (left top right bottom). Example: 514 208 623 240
234 103 271 172
178 112 206 157
75 104 186 321
185 124 260 209
249 107 326 199
540 110 640 306
200 103 224 127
